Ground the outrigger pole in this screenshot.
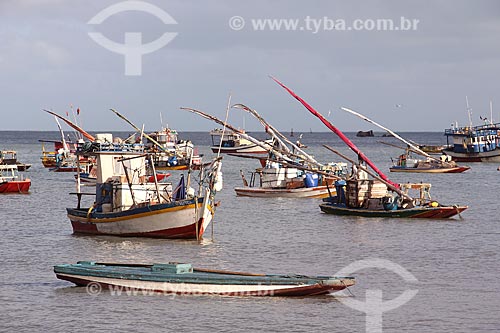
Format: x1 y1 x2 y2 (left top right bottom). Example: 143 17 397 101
231 103 321 167
109 108 167 152
270 76 400 189
340 107 451 166
44 109 95 141
180 107 292 162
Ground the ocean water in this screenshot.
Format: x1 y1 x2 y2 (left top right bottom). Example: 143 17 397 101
0 131 498 332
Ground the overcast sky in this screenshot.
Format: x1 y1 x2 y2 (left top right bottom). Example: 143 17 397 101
1 0 499 132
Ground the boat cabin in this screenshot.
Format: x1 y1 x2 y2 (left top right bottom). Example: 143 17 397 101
0 164 20 181
445 123 500 154
75 136 173 213
146 128 179 151
210 129 247 148
0 151 17 165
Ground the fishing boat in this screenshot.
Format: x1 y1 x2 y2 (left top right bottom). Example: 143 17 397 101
39 140 64 168
210 128 273 154
41 112 92 172
418 144 449 154
0 164 31 193
442 99 500 162
389 151 470 173
67 136 222 239
0 150 31 171
145 127 202 170
443 122 500 162
235 161 346 198
339 107 470 173
230 103 346 198
182 104 346 198
109 108 203 171
54 261 355 297
272 77 467 218
320 178 466 218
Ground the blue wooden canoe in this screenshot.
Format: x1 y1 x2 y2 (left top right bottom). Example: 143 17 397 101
54 261 355 297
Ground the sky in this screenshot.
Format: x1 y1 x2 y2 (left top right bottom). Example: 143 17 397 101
1 0 499 132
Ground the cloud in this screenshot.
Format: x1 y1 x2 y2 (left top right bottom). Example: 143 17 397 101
1 0 500 131
34 40 70 65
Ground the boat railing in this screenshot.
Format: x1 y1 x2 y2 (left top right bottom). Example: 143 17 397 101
445 122 500 136
399 183 432 205
76 141 145 154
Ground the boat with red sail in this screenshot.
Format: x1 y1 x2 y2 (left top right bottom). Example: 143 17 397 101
272 77 467 219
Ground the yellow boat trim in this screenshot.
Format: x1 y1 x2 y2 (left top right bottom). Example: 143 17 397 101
70 203 200 223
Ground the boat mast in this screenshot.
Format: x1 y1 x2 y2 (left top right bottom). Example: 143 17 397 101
490 100 494 125
466 96 473 128
53 117 69 153
271 77 399 189
148 154 161 203
216 94 232 159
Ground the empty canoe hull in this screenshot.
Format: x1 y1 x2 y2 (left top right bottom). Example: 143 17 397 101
54 262 355 297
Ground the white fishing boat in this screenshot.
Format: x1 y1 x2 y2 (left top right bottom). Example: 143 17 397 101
339 107 470 173
210 129 273 154
68 136 223 240
235 161 345 198
146 127 202 170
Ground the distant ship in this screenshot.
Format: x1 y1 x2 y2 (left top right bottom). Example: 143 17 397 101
443 122 500 162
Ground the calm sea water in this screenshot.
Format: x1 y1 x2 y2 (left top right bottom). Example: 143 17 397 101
1 131 498 332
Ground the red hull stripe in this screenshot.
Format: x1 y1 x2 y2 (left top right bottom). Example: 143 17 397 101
70 220 202 239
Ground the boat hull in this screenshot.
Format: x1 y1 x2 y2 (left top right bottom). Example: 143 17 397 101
234 186 334 198
54 262 355 297
0 180 31 193
67 198 214 239
319 203 467 219
14 163 31 171
211 144 268 154
155 164 189 171
419 145 448 154
442 148 500 162
50 166 80 172
389 166 470 173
